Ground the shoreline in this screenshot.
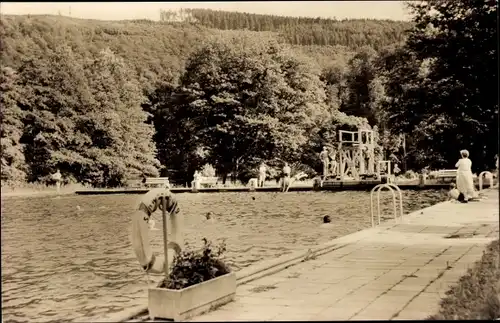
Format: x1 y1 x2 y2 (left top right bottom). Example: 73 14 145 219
2 177 495 198
1 189 76 198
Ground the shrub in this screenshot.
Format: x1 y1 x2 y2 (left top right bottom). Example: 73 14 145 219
161 238 230 290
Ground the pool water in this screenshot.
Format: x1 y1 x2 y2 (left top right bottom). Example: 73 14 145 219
1 189 447 322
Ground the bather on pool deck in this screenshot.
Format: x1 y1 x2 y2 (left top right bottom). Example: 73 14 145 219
281 162 291 191
393 163 401 175
283 162 291 177
319 146 329 177
448 183 464 202
51 169 62 194
455 149 475 203
258 162 267 188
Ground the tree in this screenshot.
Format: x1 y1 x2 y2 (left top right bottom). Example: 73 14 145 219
382 0 498 171
342 46 379 125
81 48 160 186
173 35 332 181
321 59 349 112
17 46 159 187
143 83 205 184
376 45 432 167
17 46 94 183
0 67 27 184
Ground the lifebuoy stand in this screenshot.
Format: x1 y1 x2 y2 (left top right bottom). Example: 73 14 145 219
131 188 183 279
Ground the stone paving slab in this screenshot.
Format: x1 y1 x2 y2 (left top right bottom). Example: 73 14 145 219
189 189 499 322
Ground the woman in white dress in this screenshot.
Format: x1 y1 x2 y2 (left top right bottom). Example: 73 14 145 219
455 150 475 203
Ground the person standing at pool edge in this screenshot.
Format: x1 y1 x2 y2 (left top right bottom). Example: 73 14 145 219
495 154 499 180
283 162 291 177
258 163 267 188
455 149 474 203
393 163 401 175
51 169 62 194
329 148 338 176
319 146 329 178
282 162 291 191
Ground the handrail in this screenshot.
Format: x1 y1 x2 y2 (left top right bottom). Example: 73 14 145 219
370 183 404 227
478 171 494 191
389 183 404 222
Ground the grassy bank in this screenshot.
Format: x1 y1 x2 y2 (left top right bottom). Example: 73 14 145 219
0 182 89 197
428 240 500 320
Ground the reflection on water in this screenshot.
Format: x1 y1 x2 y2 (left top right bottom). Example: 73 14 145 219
1 190 447 322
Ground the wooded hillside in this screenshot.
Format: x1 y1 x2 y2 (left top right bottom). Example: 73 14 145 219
0 13 409 86
1 1 496 187
164 8 411 49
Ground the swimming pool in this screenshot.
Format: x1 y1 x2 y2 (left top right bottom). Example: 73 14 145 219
1 189 447 322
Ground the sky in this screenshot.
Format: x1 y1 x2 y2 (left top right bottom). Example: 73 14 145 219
0 2 412 21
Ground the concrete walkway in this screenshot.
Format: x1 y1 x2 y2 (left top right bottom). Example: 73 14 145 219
188 189 499 321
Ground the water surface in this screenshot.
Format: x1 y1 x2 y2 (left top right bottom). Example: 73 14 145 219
1 190 447 322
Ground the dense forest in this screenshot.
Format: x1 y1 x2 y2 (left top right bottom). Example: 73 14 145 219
1 0 497 188
160 8 411 49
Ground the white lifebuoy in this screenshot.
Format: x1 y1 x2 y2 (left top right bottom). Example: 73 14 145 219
130 188 182 274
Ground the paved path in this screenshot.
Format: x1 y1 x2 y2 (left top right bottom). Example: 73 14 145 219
188 189 499 321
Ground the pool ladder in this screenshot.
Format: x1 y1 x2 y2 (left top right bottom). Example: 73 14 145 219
370 183 404 228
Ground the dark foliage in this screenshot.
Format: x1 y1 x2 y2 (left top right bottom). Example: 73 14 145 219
378 0 498 172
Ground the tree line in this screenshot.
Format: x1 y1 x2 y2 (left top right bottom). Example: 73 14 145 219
160 8 412 49
1 0 497 187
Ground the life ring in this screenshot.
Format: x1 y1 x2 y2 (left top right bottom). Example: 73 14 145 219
130 188 182 274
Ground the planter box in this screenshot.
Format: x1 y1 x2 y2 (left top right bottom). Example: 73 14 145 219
148 272 236 321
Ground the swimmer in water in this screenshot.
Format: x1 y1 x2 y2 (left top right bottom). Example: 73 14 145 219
320 215 333 227
205 211 216 223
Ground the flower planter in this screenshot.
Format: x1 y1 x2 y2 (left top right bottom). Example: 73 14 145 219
148 272 236 321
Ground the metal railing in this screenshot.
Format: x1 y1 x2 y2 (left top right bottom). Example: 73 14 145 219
370 183 404 228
